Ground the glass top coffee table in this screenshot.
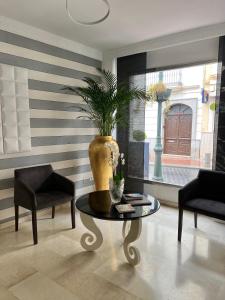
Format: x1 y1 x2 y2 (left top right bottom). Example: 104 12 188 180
76 191 160 266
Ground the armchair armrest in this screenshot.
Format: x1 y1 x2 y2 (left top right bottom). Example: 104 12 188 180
14 179 36 209
52 172 75 196
179 178 199 208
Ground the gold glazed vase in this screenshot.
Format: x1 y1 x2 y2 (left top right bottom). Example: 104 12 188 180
89 136 119 191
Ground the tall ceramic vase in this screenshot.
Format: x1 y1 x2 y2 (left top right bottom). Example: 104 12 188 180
89 136 119 191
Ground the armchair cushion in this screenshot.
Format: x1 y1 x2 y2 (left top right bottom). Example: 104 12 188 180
37 172 74 196
52 172 74 195
36 191 73 210
184 198 225 220
198 169 225 202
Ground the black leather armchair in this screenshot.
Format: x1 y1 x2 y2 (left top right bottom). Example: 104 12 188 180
178 169 225 241
14 164 75 244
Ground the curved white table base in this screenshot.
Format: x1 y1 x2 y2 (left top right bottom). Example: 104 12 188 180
123 219 142 266
80 213 103 251
80 213 142 265
122 220 130 239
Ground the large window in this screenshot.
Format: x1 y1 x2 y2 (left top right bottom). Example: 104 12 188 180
129 63 218 186
146 63 217 185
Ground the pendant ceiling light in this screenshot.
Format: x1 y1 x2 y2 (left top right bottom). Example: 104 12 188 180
66 0 110 26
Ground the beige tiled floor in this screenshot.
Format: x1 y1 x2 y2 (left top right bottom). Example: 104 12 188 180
0 205 224 300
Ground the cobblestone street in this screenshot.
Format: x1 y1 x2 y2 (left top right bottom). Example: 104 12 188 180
149 164 199 186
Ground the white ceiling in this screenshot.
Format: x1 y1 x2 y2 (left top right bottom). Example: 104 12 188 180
0 0 225 51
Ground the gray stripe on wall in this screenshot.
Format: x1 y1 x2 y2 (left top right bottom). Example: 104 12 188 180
28 80 77 95
0 150 88 170
0 197 14 210
56 164 91 177
0 178 14 190
76 178 94 189
30 119 95 128
0 164 91 191
0 30 101 68
31 135 94 146
29 99 86 111
0 53 100 81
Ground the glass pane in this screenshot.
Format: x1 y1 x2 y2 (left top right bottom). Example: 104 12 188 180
127 73 147 180
143 63 217 186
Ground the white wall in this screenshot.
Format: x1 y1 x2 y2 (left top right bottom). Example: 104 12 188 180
144 182 179 207
147 38 219 69
103 22 225 72
0 16 102 61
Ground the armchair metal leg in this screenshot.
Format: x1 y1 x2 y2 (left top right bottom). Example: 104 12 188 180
15 205 19 231
52 206 55 219
32 210 38 245
71 200 75 229
194 212 198 228
178 208 183 242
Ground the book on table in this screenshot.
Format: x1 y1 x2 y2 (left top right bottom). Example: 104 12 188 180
123 193 152 206
123 193 143 200
115 204 135 214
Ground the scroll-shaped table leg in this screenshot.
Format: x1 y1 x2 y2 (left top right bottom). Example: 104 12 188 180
122 220 130 239
123 218 142 266
80 213 103 251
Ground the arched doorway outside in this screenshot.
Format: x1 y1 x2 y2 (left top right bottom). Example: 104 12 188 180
164 104 192 156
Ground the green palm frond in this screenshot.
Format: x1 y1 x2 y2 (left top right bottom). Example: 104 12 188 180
63 69 149 136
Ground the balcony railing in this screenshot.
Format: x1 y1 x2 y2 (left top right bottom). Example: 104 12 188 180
147 70 182 86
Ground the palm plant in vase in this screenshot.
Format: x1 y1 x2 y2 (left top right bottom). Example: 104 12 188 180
64 69 149 197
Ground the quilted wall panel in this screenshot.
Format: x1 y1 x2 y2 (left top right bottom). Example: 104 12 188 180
0 64 31 153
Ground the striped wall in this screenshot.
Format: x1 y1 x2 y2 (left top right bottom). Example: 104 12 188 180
0 29 101 224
